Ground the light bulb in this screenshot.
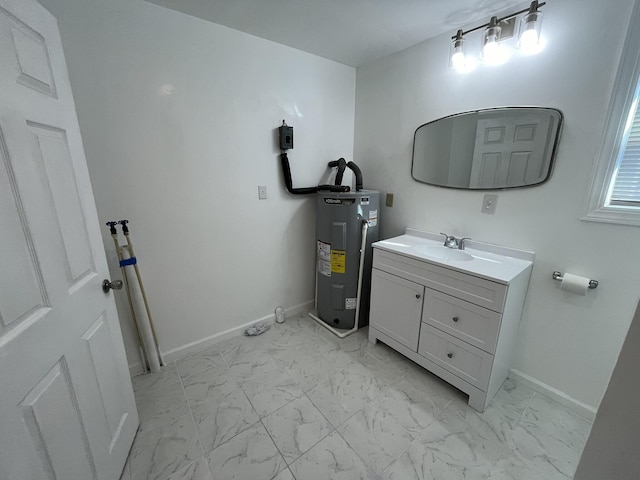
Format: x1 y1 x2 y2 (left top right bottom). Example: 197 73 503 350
483 40 501 64
450 29 467 71
482 16 503 65
451 51 466 70
519 28 539 53
519 1 543 54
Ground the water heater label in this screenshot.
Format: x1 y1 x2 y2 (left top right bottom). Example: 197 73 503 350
318 259 331 277
317 241 330 260
317 241 331 277
368 209 378 227
360 197 370 205
345 298 357 310
330 250 346 273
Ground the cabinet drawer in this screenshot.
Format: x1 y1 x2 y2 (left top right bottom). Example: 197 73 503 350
373 249 507 312
418 324 493 390
422 289 501 354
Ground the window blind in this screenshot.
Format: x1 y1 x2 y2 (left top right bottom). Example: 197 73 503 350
611 99 640 206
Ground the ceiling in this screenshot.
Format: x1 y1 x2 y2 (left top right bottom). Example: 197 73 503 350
144 0 525 67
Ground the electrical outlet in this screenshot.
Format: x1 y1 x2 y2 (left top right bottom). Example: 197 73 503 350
258 185 267 200
385 193 394 207
482 194 498 214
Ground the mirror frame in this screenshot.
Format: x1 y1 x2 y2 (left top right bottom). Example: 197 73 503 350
411 106 564 190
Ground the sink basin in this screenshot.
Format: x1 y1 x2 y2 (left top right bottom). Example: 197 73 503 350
413 244 473 262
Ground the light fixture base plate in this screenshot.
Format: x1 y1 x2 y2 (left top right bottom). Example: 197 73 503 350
499 17 516 40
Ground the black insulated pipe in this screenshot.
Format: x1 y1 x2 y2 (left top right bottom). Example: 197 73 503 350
280 152 318 195
281 153 352 195
347 161 363 191
328 158 347 186
318 184 350 192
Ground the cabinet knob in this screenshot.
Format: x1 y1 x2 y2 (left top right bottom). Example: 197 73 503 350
415 294 421 299
452 316 459 323
447 352 453 359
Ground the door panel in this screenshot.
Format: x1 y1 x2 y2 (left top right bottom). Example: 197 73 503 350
82 314 131 453
0 1 138 479
20 359 97 480
28 121 96 287
0 126 49 332
470 114 551 188
10 16 57 97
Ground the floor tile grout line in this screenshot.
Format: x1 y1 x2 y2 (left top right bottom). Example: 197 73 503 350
336 393 421 476
256 388 338 468
510 390 538 435
176 359 208 463
331 414 383 476
257 417 291 477
280 425 335 470
202 387 262 454
266 392 339 470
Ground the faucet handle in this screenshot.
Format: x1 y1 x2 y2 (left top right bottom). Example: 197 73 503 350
440 232 459 248
458 237 471 250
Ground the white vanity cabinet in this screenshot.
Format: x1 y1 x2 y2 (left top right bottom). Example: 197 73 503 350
368 230 534 412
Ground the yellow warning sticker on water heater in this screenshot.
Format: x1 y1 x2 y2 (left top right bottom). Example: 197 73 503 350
330 250 346 273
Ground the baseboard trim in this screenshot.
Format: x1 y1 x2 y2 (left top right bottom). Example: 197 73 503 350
128 361 145 377
129 300 314 374
509 369 597 421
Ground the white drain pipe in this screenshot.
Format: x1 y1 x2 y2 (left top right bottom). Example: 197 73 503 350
120 247 161 373
110 229 148 372
309 219 369 338
122 229 164 367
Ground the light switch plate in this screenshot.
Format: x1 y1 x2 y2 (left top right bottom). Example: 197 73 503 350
482 194 498 214
258 185 267 200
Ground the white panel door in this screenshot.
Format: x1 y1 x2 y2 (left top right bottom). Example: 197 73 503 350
0 1 139 479
469 112 552 188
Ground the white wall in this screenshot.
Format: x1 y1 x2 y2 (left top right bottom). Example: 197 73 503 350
40 0 356 370
354 0 640 408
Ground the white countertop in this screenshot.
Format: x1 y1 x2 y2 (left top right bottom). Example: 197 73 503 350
372 229 534 284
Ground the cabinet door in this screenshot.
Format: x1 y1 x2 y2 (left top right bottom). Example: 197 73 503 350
370 269 424 351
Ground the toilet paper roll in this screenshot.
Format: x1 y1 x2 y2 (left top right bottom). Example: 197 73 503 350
560 273 590 296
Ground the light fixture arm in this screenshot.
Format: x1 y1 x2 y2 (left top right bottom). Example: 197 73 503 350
451 1 546 40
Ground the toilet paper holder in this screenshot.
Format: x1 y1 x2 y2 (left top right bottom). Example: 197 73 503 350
552 271 598 289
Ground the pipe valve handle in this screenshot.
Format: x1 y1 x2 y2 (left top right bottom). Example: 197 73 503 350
118 219 129 234
105 221 118 235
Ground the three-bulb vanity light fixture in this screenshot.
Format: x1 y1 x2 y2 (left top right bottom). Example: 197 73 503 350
451 1 545 72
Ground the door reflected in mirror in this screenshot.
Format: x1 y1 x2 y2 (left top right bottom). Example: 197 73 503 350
412 107 563 190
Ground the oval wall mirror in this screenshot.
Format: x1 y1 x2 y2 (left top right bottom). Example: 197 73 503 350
411 107 563 190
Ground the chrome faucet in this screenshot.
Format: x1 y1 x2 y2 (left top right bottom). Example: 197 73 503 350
440 232 458 249
440 233 472 250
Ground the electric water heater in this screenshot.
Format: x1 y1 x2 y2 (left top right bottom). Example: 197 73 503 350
315 190 380 329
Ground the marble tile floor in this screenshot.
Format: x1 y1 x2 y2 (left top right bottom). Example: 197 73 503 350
120 312 592 480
